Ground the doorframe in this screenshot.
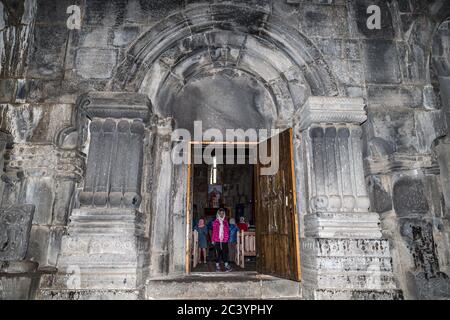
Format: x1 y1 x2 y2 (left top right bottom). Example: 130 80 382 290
288 128 302 281
184 136 301 279
185 141 259 274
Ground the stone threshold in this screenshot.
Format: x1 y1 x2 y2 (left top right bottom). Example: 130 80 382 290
145 272 303 300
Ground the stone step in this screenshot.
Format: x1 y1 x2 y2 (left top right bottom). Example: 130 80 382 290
145 272 302 300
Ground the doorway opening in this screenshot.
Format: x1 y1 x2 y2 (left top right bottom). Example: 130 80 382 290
189 143 257 273
186 130 301 281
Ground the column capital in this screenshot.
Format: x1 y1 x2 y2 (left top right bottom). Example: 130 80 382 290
5 143 85 181
295 96 367 131
77 91 152 121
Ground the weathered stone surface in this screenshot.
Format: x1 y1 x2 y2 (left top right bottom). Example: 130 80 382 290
300 4 349 38
53 208 149 290
0 0 36 78
295 96 400 298
367 175 393 213
113 26 141 47
0 104 75 143
75 48 118 79
148 118 174 277
78 92 151 120
0 205 35 261
301 238 402 300
363 40 401 84
50 92 151 295
296 96 367 131
367 85 424 108
27 25 68 79
2 0 450 301
77 92 151 208
406 271 450 300
145 273 301 300
38 289 141 300
0 262 42 300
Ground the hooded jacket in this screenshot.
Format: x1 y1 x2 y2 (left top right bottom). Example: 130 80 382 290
212 218 230 243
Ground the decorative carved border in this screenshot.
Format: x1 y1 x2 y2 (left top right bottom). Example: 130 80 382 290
296 96 367 131
364 153 439 176
77 92 152 121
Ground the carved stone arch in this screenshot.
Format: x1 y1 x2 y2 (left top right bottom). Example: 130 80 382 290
109 3 339 129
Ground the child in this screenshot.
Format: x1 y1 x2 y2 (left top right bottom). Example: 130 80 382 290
228 218 240 264
212 208 232 272
237 216 249 232
195 218 208 264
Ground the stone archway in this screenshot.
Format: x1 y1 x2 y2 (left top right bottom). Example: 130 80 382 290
107 3 343 280
41 2 402 300
110 3 339 127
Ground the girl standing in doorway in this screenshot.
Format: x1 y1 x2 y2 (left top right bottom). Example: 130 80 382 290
212 208 232 272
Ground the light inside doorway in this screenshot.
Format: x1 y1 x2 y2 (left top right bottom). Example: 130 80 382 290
209 155 218 185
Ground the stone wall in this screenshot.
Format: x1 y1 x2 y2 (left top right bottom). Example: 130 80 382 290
0 0 449 299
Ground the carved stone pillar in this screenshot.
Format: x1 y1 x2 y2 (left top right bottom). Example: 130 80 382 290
295 96 402 300
0 132 51 299
42 93 151 299
0 132 10 202
148 118 174 278
5 144 84 267
436 75 450 131
0 132 9 165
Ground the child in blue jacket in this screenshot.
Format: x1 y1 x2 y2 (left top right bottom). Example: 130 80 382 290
228 218 240 264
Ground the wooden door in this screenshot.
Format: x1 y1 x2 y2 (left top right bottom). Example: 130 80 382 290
255 129 301 281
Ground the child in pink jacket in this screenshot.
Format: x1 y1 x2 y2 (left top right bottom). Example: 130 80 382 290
212 208 232 272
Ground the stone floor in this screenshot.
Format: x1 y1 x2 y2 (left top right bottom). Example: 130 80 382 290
192 259 256 273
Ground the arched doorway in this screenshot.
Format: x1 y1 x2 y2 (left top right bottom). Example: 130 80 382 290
110 2 338 280
47 2 400 300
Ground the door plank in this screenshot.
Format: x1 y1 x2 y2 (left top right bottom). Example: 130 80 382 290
255 129 301 281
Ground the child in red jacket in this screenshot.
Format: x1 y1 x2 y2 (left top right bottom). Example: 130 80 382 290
212 208 232 272
237 216 249 232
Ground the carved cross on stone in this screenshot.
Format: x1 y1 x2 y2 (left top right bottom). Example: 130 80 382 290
0 205 35 262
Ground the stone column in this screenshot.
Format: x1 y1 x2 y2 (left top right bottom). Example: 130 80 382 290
0 132 10 202
0 132 9 166
437 75 450 215
0 131 50 300
44 92 151 299
295 96 402 300
4 143 84 267
148 118 174 278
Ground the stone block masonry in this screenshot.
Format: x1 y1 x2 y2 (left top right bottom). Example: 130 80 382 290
1 0 450 300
